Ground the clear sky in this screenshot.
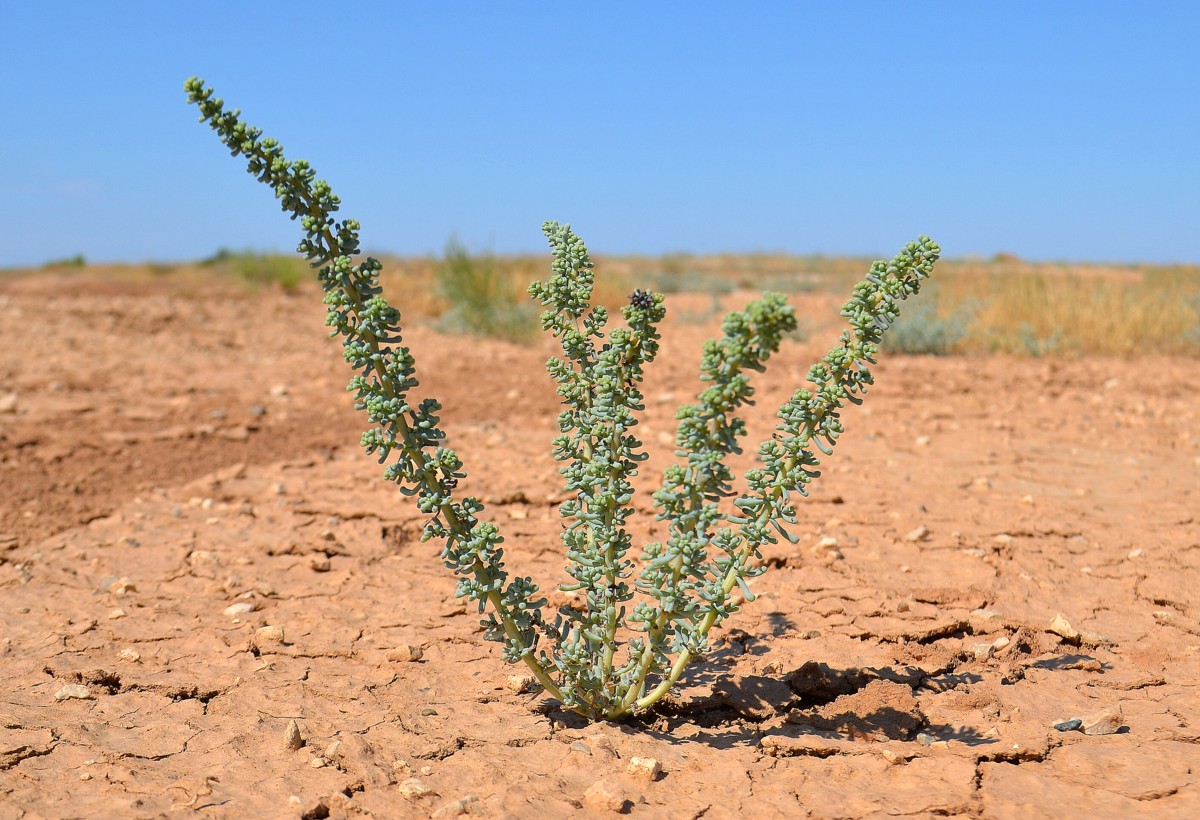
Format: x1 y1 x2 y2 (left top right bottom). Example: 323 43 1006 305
3 1 1197 267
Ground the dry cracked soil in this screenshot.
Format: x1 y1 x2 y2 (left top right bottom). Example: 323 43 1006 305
1 275 1198 818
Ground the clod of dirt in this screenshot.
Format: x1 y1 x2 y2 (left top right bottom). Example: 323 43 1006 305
716 674 797 720
789 680 924 742
583 779 628 812
786 661 871 705
386 644 423 663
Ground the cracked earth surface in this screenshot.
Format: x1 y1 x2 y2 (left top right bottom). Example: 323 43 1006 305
1 275 1198 818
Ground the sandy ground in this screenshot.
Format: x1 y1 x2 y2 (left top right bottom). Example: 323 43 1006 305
1 275 1198 818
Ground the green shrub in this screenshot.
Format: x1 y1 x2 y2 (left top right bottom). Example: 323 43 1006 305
884 286 976 355
202 248 306 290
185 77 939 720
43 253 87 269
436 236 537 341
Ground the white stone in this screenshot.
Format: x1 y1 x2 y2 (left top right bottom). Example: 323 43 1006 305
627 756 662 779
55 684 93 701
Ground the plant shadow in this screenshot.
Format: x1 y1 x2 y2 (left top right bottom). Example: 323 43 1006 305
545 659 1001 752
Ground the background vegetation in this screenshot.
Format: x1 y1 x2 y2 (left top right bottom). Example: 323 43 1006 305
8 250 1199 356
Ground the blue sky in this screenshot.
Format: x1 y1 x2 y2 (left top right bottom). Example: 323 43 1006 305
2 2 1197 266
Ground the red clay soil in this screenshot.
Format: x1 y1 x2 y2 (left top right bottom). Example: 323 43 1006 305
1 275 1198 818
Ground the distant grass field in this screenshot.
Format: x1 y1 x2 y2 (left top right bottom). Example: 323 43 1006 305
6 250 1198 355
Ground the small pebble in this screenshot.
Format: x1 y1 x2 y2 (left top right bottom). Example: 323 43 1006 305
55 684 93 701
1080 705 1124 736
309 556 331 572
284 719 304 751
310 756 326 769
1127 548 1144 559
915 733 935 746
386 644 424 663
627 756 662 780
432 795 479 817
253 625 285 648
324 740 341 759
0 393 17 414
507 674 537 694
992 636 1011 652
398 777 434 799
118 648 140 663
79 772 92 781
905 525 930 543
188 550 219 566
583 779 626 812
1048 613 1080 643
972 643 994 662
1053 719 1083 732
224 602 256 617
569 741 592 756
270 384 288 397
109 578 136 595
420 707 439 716
108 608 127 620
